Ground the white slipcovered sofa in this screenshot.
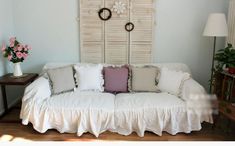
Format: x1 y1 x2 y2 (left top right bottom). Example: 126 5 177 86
20 63 213 137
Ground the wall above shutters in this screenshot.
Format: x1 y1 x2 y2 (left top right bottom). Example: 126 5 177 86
80 0 155 64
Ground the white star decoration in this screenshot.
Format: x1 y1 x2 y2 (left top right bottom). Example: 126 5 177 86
112 1 126 15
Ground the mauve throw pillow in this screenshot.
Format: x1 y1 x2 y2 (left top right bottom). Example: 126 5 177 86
103 66 129 93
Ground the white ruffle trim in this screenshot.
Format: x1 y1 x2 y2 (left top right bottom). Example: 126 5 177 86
20 94 212 137
113 107 212 137
21 100 115 137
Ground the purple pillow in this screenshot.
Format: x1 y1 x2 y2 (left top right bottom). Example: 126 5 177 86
103 66 129 93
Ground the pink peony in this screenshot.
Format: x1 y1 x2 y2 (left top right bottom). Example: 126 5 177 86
9 37 16 44
1 42 6 52
9 37 16 48
17 44 23 51
28 45 32 50
22 52 28 59
8 55 12 61
16 52 23 59
10 42 14 48
23 45 28 51
14 47 18 52
24 45 31 50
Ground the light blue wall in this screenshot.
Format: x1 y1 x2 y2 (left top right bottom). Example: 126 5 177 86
154 0 229 91
0 0 14 75
0 0 15 114
12 0 79 73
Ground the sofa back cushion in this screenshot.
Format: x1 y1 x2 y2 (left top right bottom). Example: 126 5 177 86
157 67 191 96
130 66 160 92
42 63 191 76
47 66 76 94
103 66 129 93
130 63 191 75
74 64 104 92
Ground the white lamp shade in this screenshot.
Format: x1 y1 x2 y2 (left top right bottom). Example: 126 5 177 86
203 13 228 37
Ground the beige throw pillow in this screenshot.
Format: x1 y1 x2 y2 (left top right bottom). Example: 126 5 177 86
131 66 160 92
47 66 76 95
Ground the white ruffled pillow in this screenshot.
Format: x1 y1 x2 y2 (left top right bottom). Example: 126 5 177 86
74 64 104 92
157 67 191 96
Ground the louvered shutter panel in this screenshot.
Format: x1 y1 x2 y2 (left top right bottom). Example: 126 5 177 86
105 0 130 64
80 0 105 63
129 0 154 64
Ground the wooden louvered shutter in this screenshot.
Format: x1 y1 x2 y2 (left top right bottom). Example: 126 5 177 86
80 0 105 63
104 0 129 64
129 0 154 64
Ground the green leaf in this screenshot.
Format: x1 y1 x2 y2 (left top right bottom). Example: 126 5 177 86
214 43 235 68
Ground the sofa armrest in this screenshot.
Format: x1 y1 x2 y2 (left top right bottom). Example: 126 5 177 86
22 76 51 102
181 78 213 123
20 77 51 124
181 78 212 113
180 78 206 101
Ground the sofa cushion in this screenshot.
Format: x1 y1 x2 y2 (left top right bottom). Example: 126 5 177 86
48 91 115 110
47 66 76 94
114 92 189 137
157 67 190 96
37 90 116 137
115 92 185 110
103 65 129 93
130 66 160 92
74 64 104 92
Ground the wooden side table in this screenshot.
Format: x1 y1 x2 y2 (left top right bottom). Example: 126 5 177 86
212 71 235 129
219 101 235 121
0 73 38 118
213 100 235 133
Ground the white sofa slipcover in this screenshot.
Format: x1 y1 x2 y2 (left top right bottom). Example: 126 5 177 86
20 63 213 137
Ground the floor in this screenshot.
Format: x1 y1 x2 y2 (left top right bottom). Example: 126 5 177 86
0 108 235 141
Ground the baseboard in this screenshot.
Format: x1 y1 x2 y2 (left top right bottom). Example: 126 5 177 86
0 97 21 116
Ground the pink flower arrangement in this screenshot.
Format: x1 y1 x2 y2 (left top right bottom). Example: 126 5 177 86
1 37 31 63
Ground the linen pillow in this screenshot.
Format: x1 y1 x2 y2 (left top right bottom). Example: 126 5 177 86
74 64 104 92
130 66 160 92
47 66 76 95
103 65 129 93
157 67 191 96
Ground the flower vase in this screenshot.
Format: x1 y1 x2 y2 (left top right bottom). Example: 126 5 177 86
13 62 23 77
